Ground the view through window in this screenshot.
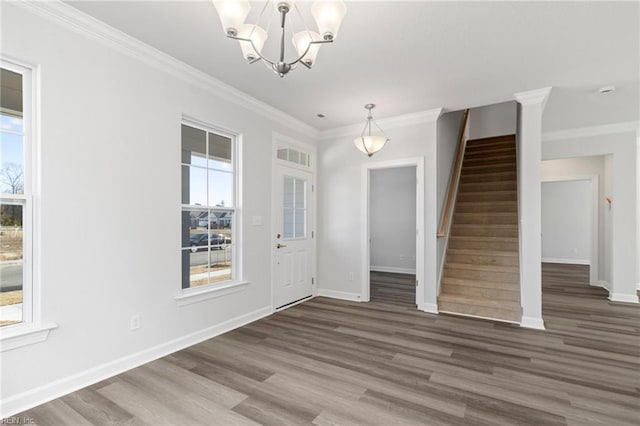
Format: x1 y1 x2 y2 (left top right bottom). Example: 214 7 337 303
0 66 27 327
181 122 236 289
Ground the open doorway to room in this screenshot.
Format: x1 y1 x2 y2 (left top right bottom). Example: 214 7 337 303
368 165 418 308
541 155 609 311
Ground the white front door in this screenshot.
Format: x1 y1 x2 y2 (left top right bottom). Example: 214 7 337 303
274 165 313 308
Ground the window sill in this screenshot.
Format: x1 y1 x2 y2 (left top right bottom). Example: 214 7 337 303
174 280 249 307
0 322 58 352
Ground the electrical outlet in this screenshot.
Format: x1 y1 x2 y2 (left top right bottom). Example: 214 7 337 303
130 314 141 331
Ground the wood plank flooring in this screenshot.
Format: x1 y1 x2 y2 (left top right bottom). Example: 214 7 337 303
370 271 416 307
14 263 640 425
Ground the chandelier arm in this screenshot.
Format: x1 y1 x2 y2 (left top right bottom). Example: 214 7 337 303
371 119 390 140
287 39 332 67
361 137 372 157
228 36 330 70
227 35 277 66
360 120 369 138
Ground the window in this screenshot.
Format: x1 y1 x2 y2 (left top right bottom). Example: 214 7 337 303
181 121 237 290
283 176 307 239
276 146 310 167
0 61 32 328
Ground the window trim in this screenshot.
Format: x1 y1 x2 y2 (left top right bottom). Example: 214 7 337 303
178 116 243 298
0 57 56 349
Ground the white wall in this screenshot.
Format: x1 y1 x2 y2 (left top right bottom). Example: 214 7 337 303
0 2 317 414
317 112 440 312
541 156 608 282
370 167 416 274
468 101 517 140
541 180 592 264
542 130 637 303
436 110 464 282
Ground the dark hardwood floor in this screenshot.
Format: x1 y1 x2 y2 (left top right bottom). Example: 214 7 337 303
15 263 640 425
370 271 416 307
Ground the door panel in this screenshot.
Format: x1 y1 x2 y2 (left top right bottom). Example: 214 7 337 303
274 165 313 308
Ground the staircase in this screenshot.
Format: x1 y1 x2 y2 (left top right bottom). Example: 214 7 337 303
438 134 521 323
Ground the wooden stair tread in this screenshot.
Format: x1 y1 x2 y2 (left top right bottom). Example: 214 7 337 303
438 294 521 311
456 190 516 197
448 236 518 242
466 134 515 144
444 262 519 273
440 277 519 290
451 224 518 229
464 146 515 155
446 248 518 257
459 181 517 188
460 171 517 183
456 201 517 206
464 151 516 163
462 163 516 171
454 211 517 216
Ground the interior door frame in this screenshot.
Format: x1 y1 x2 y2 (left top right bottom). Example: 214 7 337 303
271 133 317 311
361 157 425 308
541 175 599 286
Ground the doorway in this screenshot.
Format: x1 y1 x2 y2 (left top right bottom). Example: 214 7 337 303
369 166 417 307
272 141 315 310
361 158 424 308
541 176 598 286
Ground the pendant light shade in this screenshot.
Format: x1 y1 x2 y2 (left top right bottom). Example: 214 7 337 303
237 24 268 61
353 104 389 157
213 0 251 36
292 31 323 66
311 0 347 40
354 135 388 156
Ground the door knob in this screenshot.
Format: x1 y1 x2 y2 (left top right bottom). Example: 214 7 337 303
277 243 287 249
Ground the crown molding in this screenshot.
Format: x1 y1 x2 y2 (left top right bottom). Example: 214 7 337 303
543 121 638 142
514 87 552 112
14 0 319 138
319 107 443 140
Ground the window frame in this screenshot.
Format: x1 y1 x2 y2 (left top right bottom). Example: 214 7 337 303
178 117 243 300
0 58 55 350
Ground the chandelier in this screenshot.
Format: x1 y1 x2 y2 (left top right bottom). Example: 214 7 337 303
213 0 347 77
354 104 389 157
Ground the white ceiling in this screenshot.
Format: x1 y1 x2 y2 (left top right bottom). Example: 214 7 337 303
66 1 639 131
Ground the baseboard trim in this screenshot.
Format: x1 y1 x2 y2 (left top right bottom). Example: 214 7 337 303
418 303 438 314
593 280 611 293
520 316 546 330
0 306 273 419
609 293 640 304
370 266 416 275
317 289 362 302
541 258 590 265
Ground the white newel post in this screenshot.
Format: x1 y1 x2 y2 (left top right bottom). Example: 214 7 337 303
514 87 551 330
